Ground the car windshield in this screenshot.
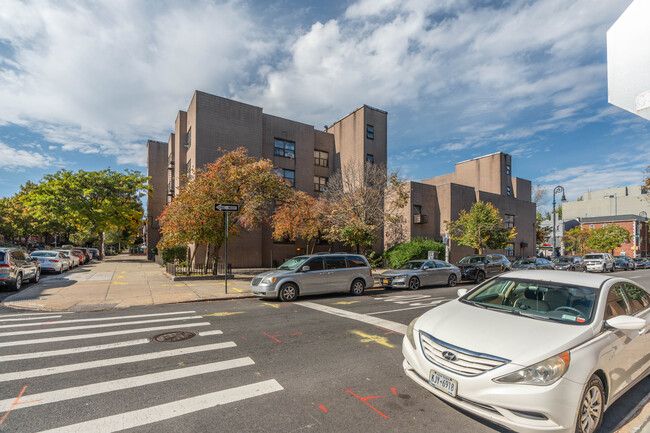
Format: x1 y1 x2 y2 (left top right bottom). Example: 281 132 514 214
31 252 58 257
583 254 603 260
399 261 425 270
462 277 598 325
277 256 309 270
553 257 572 263
514 259 535 265
458 256 485 264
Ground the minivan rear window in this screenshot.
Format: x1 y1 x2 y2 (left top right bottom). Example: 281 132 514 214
347 256 367 268
0 252 5 262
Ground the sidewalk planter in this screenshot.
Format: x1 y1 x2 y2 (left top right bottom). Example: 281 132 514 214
164 262 234 281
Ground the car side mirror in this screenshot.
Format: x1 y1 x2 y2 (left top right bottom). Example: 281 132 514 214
301 266 310 272
457 288 468 298
605 315 646 331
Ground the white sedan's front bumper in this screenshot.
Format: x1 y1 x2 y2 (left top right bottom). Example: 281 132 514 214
402 337 583 433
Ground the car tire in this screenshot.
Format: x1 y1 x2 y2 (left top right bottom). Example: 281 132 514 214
30 269 40 283
278 283 298 302
447 274 457 287
408 277 420 291
570 266 575 271
13 273 22 291
610 265 615 273
58 265 64 274
350 279 365 296
475 271 485 284
575 375 605 433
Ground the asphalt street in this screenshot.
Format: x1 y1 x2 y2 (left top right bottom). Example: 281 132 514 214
0 269 649 432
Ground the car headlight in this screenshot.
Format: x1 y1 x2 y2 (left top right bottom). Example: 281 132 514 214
261 277 277 285
392 275 406 282
406 316 420 349
494 351 570 386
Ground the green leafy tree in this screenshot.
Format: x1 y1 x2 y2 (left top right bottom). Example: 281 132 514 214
26 169 149 258
536 213 552 245
158 148 292 268
445 201 517 254
587 225 631 254
564 227 591 255
0 192 42 247
384 238 445 268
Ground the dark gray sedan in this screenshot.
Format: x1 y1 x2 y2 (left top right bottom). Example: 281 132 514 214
379 260 461 290
552 256 586 272
511 257 555 270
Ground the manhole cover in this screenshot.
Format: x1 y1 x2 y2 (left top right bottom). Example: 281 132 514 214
152 331 196 342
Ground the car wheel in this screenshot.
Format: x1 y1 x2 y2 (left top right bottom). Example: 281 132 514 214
610 265 615 273
31 269 40 283
14 273 22 291
408 277 420 291
58 264 64 274
475 271 485 284
447 274 457 287
350 279 365 296
570 266 575 271
576 375 604 433
278 283 298 302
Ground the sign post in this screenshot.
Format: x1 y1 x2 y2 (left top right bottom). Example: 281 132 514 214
214 203 240 294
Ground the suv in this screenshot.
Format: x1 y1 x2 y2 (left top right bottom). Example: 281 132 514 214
583 253 615 273
0 247 41 290
456 254 511 283
251 253 374 302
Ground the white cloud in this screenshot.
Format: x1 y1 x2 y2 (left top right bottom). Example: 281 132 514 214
0 140 64 170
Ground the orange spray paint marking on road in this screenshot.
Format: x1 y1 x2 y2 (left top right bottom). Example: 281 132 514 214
318 404 328 413
263 332 282 343
0 386 43 426
391 387 397 395
346 389 388 419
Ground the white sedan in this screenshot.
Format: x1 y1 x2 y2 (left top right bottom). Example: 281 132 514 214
30 251 69 273
402 270 650 433
54 249 80 268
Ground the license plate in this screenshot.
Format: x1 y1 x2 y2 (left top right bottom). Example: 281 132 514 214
382 279 389 284
429 370 457 397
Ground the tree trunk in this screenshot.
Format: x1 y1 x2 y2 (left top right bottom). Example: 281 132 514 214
188 242 198 275
212 243 223 275
204 243 211 271
100 231 105 259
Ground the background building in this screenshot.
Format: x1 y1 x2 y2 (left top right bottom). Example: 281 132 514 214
390 152 536 263
578 215 649 257
562 185 650 220
146 91 387 267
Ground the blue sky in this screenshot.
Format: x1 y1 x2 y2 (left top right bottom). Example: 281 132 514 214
0 0 648 208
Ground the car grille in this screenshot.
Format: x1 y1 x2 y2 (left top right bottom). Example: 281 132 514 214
251 278 262 286
419 331 509 376
381 276 393 284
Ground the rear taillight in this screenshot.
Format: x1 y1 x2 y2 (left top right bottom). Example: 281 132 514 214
50 260 59 263
0 264 9 268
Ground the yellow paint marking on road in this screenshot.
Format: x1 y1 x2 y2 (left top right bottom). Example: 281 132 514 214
203 312 245 317
230 287 243 293
350 330 395 348
117 276 124 279
111 282 129 285
333 301 359 305
120 271 127 274
162 284 188 287
262 303 280 309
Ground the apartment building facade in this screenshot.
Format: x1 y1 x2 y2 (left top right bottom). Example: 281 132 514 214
390 152 536 263
578 215 649 257
562 185 650 220
146 91 387 266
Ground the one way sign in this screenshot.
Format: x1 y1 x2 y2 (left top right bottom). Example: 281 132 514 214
214 203 239 212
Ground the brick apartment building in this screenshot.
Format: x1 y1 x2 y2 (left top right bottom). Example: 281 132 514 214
147 91 387 267
391 152 536 263
579 215 649 257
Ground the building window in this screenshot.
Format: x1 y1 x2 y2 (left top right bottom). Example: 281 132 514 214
277 168 295 187
186 160 192 177
589 224 595 229
506 164 511 176
314 150 328 167
366 124 374 140
366 154 374 164
185 128 191 150
504 214 515 230
413 205 422 215
274 139 295 158
314 176 327 192
506 186 511 196
505 243 515 257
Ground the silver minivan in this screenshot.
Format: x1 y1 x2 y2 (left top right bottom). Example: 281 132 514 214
250 253 374 301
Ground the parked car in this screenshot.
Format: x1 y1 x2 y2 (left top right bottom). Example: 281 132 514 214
379 260 461 290
632 258 649 269
552 256 587 272
77 248 92 263
614 256 635 271
402 270 650 433
30 251 69 273
89 247 101 259
583 253 615 273
70 248 87 265
511 257 555 270
55 249 80 268
250 253 374 302
0 247 41 290
456 254 510 283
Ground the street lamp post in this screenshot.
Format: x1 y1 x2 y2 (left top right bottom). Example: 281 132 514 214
552 186 567 257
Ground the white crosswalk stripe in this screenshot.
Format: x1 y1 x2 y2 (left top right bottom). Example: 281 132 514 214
0 312 73 319
0 311 284 432
0 315 62 322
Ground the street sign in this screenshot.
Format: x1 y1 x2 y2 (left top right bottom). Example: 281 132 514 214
214 203 239 212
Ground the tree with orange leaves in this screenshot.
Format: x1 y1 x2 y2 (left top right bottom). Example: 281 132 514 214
158 147 291 268
271 191 330 254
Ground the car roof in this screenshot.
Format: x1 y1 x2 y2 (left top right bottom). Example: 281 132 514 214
500 270 616 289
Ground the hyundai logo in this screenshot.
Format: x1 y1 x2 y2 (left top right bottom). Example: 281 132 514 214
442 351 457 362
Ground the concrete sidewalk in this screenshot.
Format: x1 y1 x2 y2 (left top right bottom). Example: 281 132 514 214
2 254 254 312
